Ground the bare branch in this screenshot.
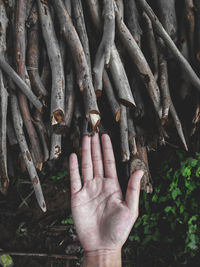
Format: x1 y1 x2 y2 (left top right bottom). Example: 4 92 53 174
51 0 100 130
11 94 46 212
124 0 142 46
0 56 43 111
37 0 65 125
115 6 162 118
93 0 115 95
138 0 200 92
119 105 130 162
103 70 121 122
27 4 47 98
0 0 9 194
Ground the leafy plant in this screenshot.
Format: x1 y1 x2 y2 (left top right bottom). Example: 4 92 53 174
127 151 200 266
16 222 27 237
50 171 67 181
61 214 74 225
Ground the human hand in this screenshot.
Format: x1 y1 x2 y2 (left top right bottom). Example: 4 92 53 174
69 134 143 266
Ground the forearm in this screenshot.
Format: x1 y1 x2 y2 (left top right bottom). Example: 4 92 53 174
82 249 121 267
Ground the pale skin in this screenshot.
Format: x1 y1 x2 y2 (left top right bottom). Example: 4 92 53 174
69 133 143 267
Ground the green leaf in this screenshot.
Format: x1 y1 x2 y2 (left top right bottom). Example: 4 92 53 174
152 194 158 202
171 188 181 200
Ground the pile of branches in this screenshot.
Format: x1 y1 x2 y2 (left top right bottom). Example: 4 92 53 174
1 0 200 211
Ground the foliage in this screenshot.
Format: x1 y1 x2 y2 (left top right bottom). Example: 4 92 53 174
61 214 74 225
16 222 27 237
127 151 200 266
50 171 67 181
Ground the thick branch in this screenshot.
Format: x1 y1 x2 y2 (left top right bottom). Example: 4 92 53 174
72 0 92 74
138 0 200 92
130 139 153 193
50 133 62 160
11 94 46 212
119 105 130 162
0 0 9 194
27 4 47 98
127 109 137 156
103 70 121 122
142 12 158 79
115 7 162 118
124 0 142 47
0 56 42 111
93 0 115 95
33 111 49 162
155 0 177 41
51 0 100 130
16 0 43 170
86 0 136 108
37 0 65 125
158 51 171 121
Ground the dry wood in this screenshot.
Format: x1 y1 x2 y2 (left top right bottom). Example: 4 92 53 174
10 94 46 212
50 133 62 160
138 0 200 92
127 109 137 156
16 0 43 170
0 0 9 194
64 0 72 14
103 70 121 122
155 0 177 41
170 102 188 151
37 0 65 125
71 102 81 155
72 0 92 74
33 111 49 162
142 12 158 79
130 138 153 193
0 56 43 111
85 0 101 31
109 46 136 108
86 0 136 108
119 105 130 162
4 252 77 260
194 0 200 63
116 0 124 20
40 49 51 90
124 0 142 47
51 0 100 130
54 61 75 135
7 119 18 146
27 4 47 98
158 50 171 121
184 0 195 62
0 72 8 194
93 0 115 96
178 17 191 99
115 6 162 118
130 76 145 118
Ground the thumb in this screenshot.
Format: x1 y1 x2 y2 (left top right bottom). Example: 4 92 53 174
125 170 144 216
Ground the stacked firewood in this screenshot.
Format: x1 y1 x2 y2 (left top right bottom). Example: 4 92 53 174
0 0 200 211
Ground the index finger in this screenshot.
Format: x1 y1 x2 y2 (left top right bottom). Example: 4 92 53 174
101 134 117 178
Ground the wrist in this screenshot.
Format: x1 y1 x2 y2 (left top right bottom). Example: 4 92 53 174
83 249 121 267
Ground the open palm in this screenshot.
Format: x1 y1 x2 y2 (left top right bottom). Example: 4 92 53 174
69 134 143 252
